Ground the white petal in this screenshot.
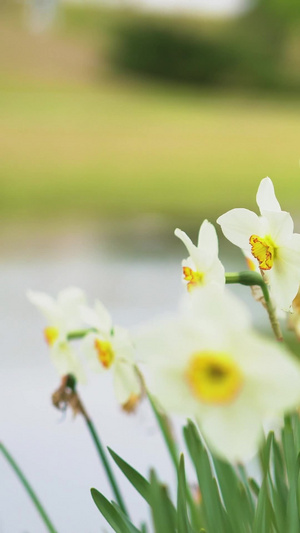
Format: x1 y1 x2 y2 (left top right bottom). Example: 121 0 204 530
200 402 263 462
264 211 294 244
135 316 191 365
94 300 113 333
113 326 135 362
256 177 281 214
113 361 141 404
57 287 87 331
175 229 197 259
241 334 300 415
205 259 225 287
80 305 103 331
81 333 106 373
57 287 86 313
197 220 219 262
280 234 300 262
269 258 300 311
27 290 61 325
50 343 86 384
146 366 204 416
189 285 251 332
217 209 261 249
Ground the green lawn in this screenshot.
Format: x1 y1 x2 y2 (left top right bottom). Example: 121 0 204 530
2 79 300 224
1 7 300 225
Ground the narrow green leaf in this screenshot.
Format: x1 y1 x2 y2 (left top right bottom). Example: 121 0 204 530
111 503 142 533
177 455 194 533
291 413 300 455
108 448 151 504
214 457 253 532
149 470 176 533
286 454 300 533
253 477 275 533
183 420 230 532
249 478 260 498
91 488 137 533
282 415 297 485
272 436 288 511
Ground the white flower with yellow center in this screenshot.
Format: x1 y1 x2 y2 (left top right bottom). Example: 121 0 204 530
217 177 300 311
135 286 300 461
81 301 142 408
27 287 86 383
175 220 225 292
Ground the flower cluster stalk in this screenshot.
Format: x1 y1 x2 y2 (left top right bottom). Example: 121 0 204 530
225 271 283 341
0 442 57 533
54 376 129 518
84 417 129 517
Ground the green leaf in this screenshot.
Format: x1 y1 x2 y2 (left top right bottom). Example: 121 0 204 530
177 455 194 533
213 457 253 531
183 420 230 532
91 488 140 533
253 477 276 533
108 448 151 504
282 415 297 485
286 454 300 533
111 503 143 533
291 413 300 455
249 478 260 498
149 470 177 533
272 435 288 511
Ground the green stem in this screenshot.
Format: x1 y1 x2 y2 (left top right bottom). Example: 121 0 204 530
84 417 129 517
60 376 129 518
147 393 202 530
148 392 178 470
225 271 283 341
0 442 57 533
67 328 96 341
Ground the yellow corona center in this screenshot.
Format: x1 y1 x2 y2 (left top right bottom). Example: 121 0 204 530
94 339 115 369
44 326 59 347
186 351 243 405
249 234 276 270
183 266 205 292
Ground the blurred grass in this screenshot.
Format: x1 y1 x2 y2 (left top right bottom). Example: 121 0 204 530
1 5 300 225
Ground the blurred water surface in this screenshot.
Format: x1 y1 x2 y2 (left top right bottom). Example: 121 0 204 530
0 221 263 533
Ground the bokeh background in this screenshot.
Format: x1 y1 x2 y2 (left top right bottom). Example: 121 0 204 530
1 0 300 531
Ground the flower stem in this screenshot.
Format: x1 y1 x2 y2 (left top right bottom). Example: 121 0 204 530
67 328 96 341
225 271 283 341
54 376 129 517
84 417 129 516
0 442 57 533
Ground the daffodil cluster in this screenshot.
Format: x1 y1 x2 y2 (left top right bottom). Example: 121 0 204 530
28 177 300 461
27 288 142 410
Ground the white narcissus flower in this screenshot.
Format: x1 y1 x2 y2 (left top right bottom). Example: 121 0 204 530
81 301 142 408
135 286 300 462
27 287 86 383
175 220 225 292
217 177 300 311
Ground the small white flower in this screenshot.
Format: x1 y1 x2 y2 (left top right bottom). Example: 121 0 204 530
81 301 142 407
217 177 300 311
175 220 225 292
135 286 300 461
27 287 86 383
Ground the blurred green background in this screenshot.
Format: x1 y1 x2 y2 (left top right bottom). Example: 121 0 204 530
1 0 300 235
